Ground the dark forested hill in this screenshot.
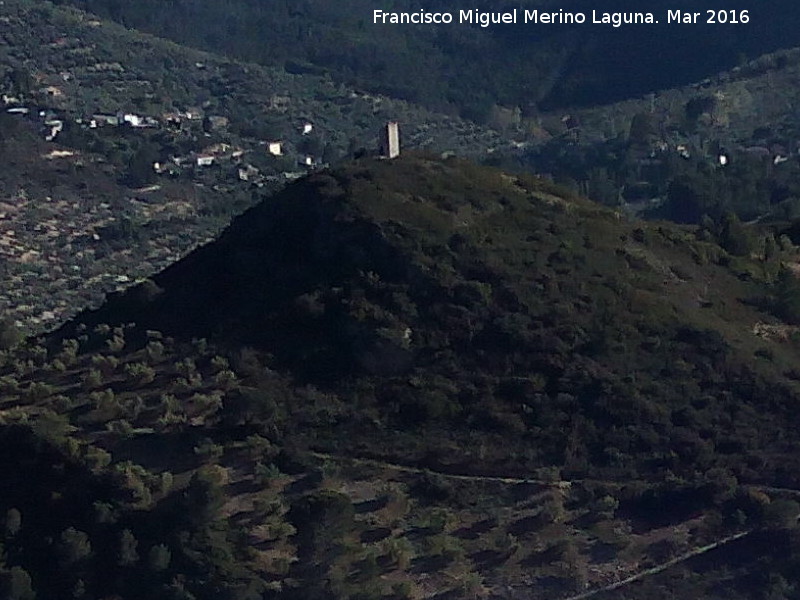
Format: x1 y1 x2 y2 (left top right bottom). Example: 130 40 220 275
65 153 800 487
0 155 798 597
49 0 800 119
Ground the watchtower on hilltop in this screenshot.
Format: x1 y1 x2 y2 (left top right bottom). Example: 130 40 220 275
379 121 400 158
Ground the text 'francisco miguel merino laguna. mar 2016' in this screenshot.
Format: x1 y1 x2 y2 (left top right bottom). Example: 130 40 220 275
372 8 752 28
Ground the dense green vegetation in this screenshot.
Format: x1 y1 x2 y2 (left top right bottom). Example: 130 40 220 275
513 132 800 223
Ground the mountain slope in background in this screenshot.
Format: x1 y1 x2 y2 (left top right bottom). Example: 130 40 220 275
49 0 800 118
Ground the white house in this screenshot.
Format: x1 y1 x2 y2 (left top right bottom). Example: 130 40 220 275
267 141 283 156
196 155 215 167
44 119 63 142
123 113 143 127
301 122 313 135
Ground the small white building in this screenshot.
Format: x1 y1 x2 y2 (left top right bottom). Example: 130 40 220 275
196 155 215 167
238 164 260 182
267 141 283 156
301 122 313 135
123 113 143 127
44 119 63 142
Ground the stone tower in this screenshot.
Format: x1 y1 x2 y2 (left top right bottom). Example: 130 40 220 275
380 121 400 158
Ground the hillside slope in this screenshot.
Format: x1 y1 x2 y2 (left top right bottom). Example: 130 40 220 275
67 154 800 486
0 108 252 332
1 0 509 158
0 0 522 334
49 0 800 116
0 155 794 598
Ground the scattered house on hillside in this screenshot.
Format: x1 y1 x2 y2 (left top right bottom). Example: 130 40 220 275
44 119 63 142
774 154 790 165
196 155 215 167
238 164 260 182
188 144 245 163
267 141 283 156
122 113 143 127
203 143 232 155
201 143 243 161
154 162 180 176
301 156 315 167
92 113 119 127
6 107 29 115
43 149 76 160
2 94 20 105
184 107 204 121
301 122 313 135
379 121 400 158
41 86 63 98
718 154 729 166
162 112 183 128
